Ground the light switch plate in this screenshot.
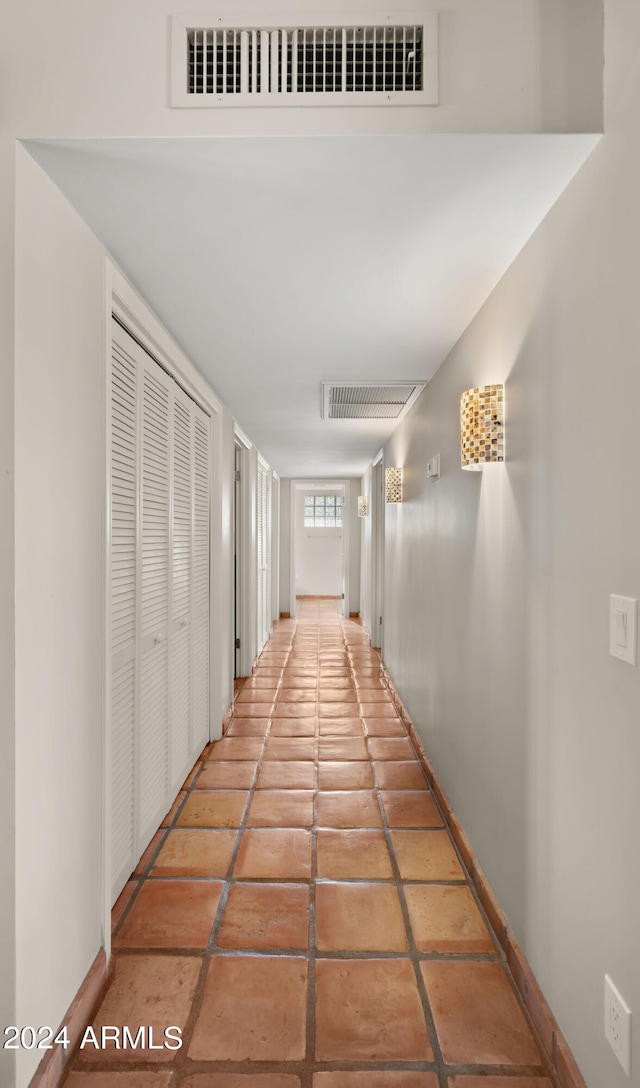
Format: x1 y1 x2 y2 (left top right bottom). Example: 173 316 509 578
426 454 440 480
610 595 637 666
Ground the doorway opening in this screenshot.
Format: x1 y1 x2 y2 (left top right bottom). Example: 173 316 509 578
290 481 349 618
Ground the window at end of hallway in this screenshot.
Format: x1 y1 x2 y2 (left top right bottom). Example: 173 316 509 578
304 495 343 528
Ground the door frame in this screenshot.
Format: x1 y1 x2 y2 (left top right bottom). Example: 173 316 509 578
371 452 385 651
103 260 224 952
289 479 350 618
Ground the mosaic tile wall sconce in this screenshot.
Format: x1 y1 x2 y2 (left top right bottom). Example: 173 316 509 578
385 467 403 503
357 496 369 517
460 384 505 471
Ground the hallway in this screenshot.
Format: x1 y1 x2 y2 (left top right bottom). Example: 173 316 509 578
66 601 551 1088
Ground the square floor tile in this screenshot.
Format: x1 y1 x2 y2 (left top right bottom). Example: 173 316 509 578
315 959 432 1061
78 955 200 1063
181 1077 301 1088
189 955 307 1061
363 717 407 737
67 1074 173 1087
316 883 408 952
317 829 394 879
447 1079 552 1088
270 718 317 736
247 790 314 828
319 702 361 718
421 961 542 1066
151 829 237 877
274 702 316 718
234 829 312 879
236 687 278 702
317 791 383 828
319 689 358 702
226 718 271 738
275 689 317 702
318 762 374 790
318 718 364 736
114 880 222 948
257 761 315 789
264 738 316 761
177 791 249 828
218 883 310 949
197 762 256 789
281 674 317 686
367 737 415 760
319 738 368 761
313 1076 438 1088
375 761 427 789
209 738 263 761
391 831 466 881
358 702 399 717
381 791 444 828
405 885 494 952
233 703 275 718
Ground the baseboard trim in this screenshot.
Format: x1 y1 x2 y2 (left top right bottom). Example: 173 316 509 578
380 663 587 1088
28 949 112 1088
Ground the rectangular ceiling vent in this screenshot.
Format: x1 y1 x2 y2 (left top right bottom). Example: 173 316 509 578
321 382 426 420
171 12 438 107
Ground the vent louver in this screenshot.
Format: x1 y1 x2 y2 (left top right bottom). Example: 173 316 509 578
171 12 438 107
321 382 425 420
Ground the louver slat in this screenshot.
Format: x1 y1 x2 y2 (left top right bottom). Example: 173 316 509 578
174 15 437 106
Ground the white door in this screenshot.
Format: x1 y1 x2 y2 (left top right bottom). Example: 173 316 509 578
109 318 210 903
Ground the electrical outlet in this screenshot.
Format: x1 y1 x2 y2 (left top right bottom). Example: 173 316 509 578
605 975 632 1076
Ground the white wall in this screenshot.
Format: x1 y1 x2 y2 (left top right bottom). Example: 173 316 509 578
363 5 640 1086
11 150 243 1087
3 0 603 140
14 149 106 1088
0 132 17 1088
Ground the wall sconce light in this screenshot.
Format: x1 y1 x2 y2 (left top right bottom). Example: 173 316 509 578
385 467 403 503
460 385 505 470
357 496 369 517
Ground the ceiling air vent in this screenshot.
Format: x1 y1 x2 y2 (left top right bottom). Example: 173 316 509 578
171 12 438 107
321 382 425 420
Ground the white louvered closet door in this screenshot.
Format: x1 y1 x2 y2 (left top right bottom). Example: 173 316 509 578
109 318 211 904
110 334 139 898
138 358 173 848
170 389 193 793
191 409 210 757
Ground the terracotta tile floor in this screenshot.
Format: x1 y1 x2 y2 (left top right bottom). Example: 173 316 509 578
68 600 552 1088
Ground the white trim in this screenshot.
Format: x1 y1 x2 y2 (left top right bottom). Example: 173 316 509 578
103 259 225 917
234 421 253 450
236 446 258 676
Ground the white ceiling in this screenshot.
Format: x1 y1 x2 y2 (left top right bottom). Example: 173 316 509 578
26 134 597 477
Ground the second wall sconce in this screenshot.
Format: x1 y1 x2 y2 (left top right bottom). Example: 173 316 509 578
385 467 403 503
357 496 369 517
460 384 505 470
